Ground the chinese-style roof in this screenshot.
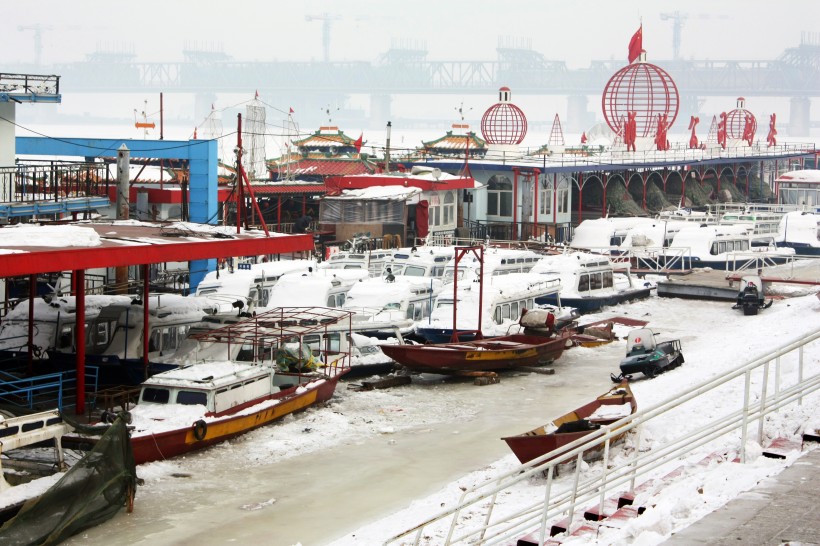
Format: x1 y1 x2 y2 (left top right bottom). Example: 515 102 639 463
267 154 376 179
292 126 359 149
421 127 487 154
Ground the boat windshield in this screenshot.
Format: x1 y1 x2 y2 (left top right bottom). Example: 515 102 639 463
177 391 208 406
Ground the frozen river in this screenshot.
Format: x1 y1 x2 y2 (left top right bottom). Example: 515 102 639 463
61 290 820 546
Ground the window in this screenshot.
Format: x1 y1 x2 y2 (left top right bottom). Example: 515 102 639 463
177 390 208 406
443 191 455 226
539 186 552 215
557 185 569 214
603 271 614 288
487 176 513 217
590 273 603 290
510 301 519 319
141 388 170 404
579 273 590 292
404 265 427 277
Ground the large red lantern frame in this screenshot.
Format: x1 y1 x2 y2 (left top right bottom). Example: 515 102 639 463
602 62 680 138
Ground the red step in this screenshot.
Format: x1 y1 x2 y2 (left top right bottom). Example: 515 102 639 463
762 437 803 460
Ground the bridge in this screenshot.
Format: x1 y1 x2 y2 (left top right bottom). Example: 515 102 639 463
6 37 820 131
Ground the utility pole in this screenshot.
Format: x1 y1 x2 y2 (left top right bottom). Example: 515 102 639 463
384 121 392 172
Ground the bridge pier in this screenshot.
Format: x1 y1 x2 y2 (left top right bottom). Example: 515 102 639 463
370 94 392 128
788 97 811 137
566 95 592 134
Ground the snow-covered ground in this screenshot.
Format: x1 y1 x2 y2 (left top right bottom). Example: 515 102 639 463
7 283 817 546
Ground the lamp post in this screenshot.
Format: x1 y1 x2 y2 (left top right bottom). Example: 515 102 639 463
385 121 392 172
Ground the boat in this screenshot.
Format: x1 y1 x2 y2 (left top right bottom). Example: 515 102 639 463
415 272 567 343
0 293 220 385
775 211 820 256
66 307 352 465
662 224 795 270
611 327 684 381
528 251 652 314
379 331 571 374
501 380 636 466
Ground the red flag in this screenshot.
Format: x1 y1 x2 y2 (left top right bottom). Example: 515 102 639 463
581 132 587 144
354 133 363 153
289 107 294 114
628 25 642 63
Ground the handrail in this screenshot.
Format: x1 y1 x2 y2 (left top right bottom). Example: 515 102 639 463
385 329 820 545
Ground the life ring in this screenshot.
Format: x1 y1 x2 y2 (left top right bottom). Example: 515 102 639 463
192 419 207 441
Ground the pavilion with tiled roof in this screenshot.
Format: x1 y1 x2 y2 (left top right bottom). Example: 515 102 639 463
291 126 361 154
420 124 487 158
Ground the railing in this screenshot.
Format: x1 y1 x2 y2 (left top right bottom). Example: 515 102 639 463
0 160 111 205
385 330 820 546
0 366 99 412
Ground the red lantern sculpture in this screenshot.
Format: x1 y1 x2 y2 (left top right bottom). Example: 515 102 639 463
602 59 679 139
481 87 527 145
726 97 757 143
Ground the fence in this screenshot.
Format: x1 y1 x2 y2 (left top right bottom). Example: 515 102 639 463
385 330 820 546
0 161 111 206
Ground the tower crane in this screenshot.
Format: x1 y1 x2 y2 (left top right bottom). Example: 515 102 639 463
17 24 53 66
305 13 340 62
660 11 687 61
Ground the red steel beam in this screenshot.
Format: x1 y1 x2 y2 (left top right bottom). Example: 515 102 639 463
0 235 314 278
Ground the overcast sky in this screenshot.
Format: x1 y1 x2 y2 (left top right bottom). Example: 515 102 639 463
3 0 814 67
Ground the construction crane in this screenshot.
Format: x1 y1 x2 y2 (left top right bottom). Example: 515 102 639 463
660 11 687 61
17 24 53 66
305 13 340 62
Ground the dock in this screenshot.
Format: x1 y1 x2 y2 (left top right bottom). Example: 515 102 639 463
658 256 820 300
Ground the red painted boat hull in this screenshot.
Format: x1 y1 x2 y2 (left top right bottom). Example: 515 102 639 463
502 381 636 466
130 372 344 465
380 332 571 373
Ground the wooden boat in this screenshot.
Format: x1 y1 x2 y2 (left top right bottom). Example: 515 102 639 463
66 307 354 465
502 381 636 466
379 330 571 374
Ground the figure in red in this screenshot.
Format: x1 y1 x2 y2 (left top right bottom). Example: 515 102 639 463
581 132 587 144
717 112 728 150
655 113 669 151
742 113 756 146
624 111 637 152
766 113 777 147
688 116 700 149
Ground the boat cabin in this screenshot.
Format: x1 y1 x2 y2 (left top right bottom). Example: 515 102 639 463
441 247 541 283
139 361 278 415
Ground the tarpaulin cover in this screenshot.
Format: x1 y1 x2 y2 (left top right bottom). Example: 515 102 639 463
0 414 137 545
416 200 429 238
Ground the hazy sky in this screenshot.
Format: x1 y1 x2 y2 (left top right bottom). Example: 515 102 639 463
3 0 814 67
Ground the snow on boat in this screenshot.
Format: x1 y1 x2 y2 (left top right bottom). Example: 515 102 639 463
529 251 652 314
502 380 636 466
775 211 820 256
67 307 352 465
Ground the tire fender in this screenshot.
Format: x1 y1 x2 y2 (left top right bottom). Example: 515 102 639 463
192 419 207 441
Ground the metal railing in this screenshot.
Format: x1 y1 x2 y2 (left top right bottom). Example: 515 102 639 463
0 366 99 412
385 330 820 546
0 160 111 205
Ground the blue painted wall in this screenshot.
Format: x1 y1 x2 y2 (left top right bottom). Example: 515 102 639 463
16 136 218 290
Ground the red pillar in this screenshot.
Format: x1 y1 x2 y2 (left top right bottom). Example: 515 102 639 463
75 269 86 415
277 196 282 230
577 172 584 223
27 275 35 376
532 168 540 239
642 172 647 210
512 167 519 239
143 264 150 379
552 173 558 225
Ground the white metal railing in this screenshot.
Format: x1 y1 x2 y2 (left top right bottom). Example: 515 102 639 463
727 253 820 282
385 330 820 546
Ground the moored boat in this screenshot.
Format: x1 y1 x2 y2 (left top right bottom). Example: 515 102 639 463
379 331 571 374
502 380 636 466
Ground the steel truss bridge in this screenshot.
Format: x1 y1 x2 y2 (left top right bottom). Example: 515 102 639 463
22 41 819 97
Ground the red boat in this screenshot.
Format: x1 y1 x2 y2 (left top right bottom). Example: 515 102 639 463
380 330 571 374
67 307 354 465
502 380 636 466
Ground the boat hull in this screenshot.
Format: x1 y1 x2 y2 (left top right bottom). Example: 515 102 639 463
535 287 652 314
380 333 570 374
126 372 343 465
502 382 636 466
